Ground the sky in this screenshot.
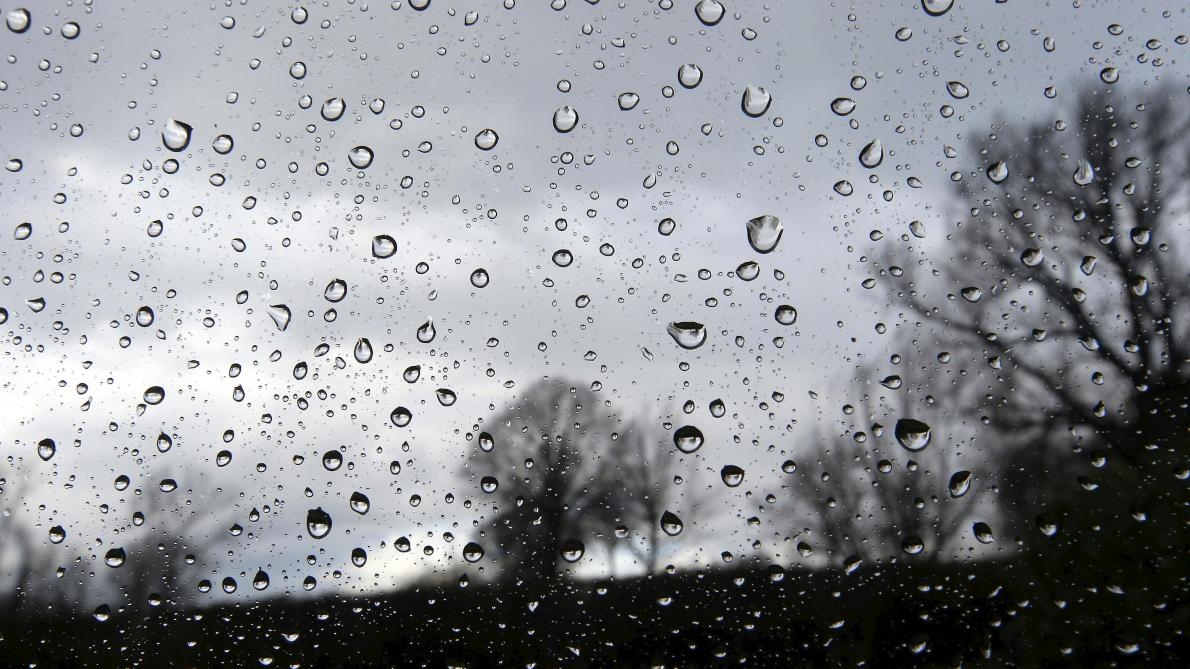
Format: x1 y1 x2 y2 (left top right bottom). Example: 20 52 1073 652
0 0 1185 607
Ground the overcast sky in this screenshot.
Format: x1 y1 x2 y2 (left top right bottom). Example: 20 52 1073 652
1 0 1184 605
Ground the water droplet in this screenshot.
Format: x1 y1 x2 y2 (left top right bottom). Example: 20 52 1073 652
720 465 745 487
416 318 436 343
660 511 684 536
972 522 994 544
859 139 883 168
143 386 165 405
212 134 234 154
1073 159 1094 186
830 97 856 115
474 128 499 150
774 305 797 325
134 306 155 327
436 388 457 406
324 278 348 302
960 286 982 302
267 304 292 332
948 470 973 497
390 406 413 427
349 492 370 514
833 180 854 196
736 261 760 281
559 538 586 563
289 61 307 79
694 0 725 26
987 161 1009 183
6 8 31 33
49 525 66 544
678 63 703 88
667 321 707 349
162 119 192 152
469 268 489 288
1021 248 1044 267
894 418 931 451
480 476 498 493
353 338 373 363
552 106 579 133
946 81 969 99
320 97 346 121
349 145 374 169
902 536 925 554
478 432 494 452
463 542 485 563
403 365 421 383
104 548 126 567
306 508 332 539
552 249 574 267
745 214 783 253
617 92 639 110
253 570 270 590
1099 66 1119 84
291 6 308 23
322 450 343 471
371 234 397 258
156 433 173 453
741 86 772 117
6 158 22 173
709 398 726 417
37 438 56 461
920 0 954 17
673 425 704 453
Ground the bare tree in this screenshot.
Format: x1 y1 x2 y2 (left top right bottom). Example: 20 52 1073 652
606 415 679 574
465 378 632 584
879 83 1189 611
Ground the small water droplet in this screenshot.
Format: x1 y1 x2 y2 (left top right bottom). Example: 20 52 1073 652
470 268 489 288
6 8 31 33
830 97 856 116
972 522 994 544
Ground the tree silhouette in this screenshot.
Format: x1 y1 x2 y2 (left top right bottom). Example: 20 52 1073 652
465 378 634 584
879 82 1189 654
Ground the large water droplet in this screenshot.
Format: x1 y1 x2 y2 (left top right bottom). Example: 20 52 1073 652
353 338 373 363
267 304 292 332
720 465 745 487
678 63 703 89
13 222 32 240
673 425 704 453
921 0 954 17
212 134 234 154
306 508 332 539
552 106 579 133
667 321 707 349
1021 248 1044 267
902 536 925 554
741 86 772 117
135 306 155 327
972 522 994 544
253 570 270 591
559 538 586 563
987 161 1009 184
660 511 684 536
390 406 413 427
960 286 982 302
436 388 457 406
49 525 66 544
156 433 173 453
745 214 783 253
694 0 725 26
946 81 969 99
463 542 485 563
320 97 346 121
774 305 797 325
552 249 574 267
416 318 436 343
948 470 973 497
348 145 374 169
894 418 932 451
371 234 397 258
469 268 489 288
6 8 31 33
37 438 56 461
617 92 639 110
349 492 370 514
474 128 499 150
162 119 193 152
859 139 883 168
143 386 165 405
322 450 343 471
104 548 126 567
324 279 347 302
830 97 856 116
1073 159 1095 186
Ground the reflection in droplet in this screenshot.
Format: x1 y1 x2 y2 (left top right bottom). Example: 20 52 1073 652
559 538 586 563
552 106 579 133
673 425 704 453
348 145 374 169
745 215 783 254
37 438 56 461
667 322 707 350
474 128 499 150
720 465 745 487
694 0 725 26
349 492 370 514
463 542 485 563
987 161 1009 183
371 234 397 258
660 511 684 536
321 97 346 121
741 86 772 118
306 508 332 539
354 338 373 363
894 418 932 451
390 406 412 427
